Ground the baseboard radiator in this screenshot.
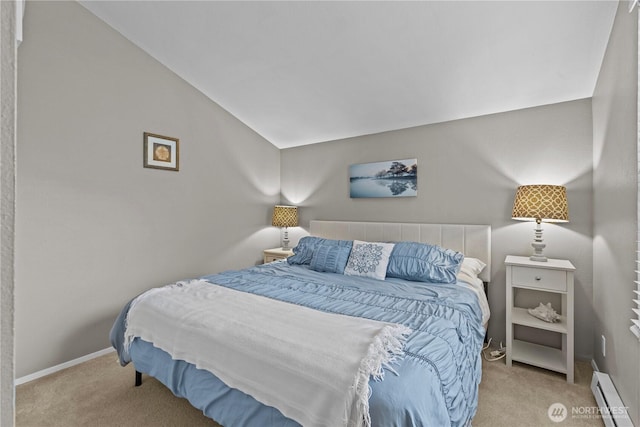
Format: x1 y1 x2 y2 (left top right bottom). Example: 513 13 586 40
591 372 634 427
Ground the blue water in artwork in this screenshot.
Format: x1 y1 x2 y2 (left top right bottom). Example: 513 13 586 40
350 177 417 198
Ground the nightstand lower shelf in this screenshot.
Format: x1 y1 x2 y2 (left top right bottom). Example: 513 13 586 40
511 339 566 374
511 307 567 333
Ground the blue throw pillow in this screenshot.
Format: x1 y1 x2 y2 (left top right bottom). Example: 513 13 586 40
309 242 353 274
287 236 353 265
286 236 320 265
386 241 464 284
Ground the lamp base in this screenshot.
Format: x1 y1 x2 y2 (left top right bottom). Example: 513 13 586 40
530 223 548 262
281 228 290 250
529 254 548 262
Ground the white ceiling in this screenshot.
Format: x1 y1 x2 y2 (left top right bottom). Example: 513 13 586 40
79 1 617 149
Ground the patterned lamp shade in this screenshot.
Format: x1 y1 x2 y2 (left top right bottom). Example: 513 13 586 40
272 205 299 228
512 185 569 223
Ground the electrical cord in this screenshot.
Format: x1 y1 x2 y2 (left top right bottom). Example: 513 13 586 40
481 337 506 361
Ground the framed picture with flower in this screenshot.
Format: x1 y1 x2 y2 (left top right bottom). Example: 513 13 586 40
143 132 179 171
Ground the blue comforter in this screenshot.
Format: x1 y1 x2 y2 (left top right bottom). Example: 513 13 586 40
111 261 484 427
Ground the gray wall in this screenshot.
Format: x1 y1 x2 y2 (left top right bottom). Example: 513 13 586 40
281 99 594 359
15 1 281 377
592 1 639 424
1 0 17 423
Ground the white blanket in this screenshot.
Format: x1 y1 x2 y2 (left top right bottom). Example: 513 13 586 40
124 280 411 427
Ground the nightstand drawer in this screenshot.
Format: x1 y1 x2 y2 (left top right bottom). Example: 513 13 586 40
263 248 293 264
511 266 567 292
264 255 284 263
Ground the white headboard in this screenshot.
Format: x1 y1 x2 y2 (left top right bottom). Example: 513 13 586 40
309 220 491 282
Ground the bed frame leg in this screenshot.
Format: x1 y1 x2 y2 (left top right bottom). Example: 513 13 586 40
135 370 142 387
483 281 489 344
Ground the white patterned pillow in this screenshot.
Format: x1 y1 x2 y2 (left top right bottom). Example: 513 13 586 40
344 240 395 280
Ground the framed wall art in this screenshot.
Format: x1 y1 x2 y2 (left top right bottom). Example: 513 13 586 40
143 132 179 171
349 158 417 198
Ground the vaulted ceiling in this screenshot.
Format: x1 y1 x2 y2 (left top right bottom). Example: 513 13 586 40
79 1 618 149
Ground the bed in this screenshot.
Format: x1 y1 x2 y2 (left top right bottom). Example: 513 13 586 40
110 221 491 427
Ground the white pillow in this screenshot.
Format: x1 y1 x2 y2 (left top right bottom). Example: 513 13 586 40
344 240 395 280
459 257 487 277
456 257 490 325
457 257 487 291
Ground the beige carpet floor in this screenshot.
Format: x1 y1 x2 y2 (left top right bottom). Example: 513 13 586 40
16 353 603 427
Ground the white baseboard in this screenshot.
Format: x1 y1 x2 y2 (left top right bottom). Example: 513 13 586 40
15 347 115 386
591 359 600 372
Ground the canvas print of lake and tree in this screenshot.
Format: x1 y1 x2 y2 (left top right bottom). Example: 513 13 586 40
349 159 417 198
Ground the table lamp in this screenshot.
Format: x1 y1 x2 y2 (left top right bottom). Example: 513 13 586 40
272 205 298 250
511 185 569 262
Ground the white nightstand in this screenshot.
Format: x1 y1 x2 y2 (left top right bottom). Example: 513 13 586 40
263 247 294 264
505 255 575 383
